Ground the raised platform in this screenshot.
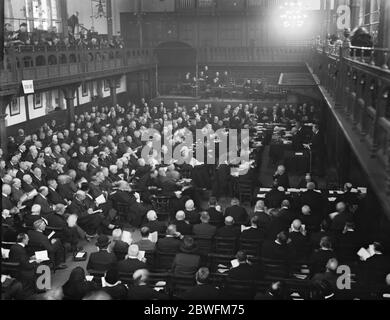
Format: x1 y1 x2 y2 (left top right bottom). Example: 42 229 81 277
151 95 297 111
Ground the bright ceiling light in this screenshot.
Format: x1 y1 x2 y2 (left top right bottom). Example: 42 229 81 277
279 1 308 28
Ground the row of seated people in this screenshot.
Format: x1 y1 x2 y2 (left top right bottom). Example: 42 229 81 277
179 67 284 99
3 185 389 300
4 23 124 50
4 224 389 301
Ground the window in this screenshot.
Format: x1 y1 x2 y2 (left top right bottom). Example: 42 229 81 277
10 98 20 116
358 0 381 44
104 80 109 91
34 93 42 109
82 82 88 97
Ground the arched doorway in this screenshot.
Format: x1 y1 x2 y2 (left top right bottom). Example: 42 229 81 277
154 41 197 96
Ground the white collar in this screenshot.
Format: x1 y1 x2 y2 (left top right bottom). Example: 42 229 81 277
18 242 25 247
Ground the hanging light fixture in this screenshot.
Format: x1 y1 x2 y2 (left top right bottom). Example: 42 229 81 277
279 1 308 29
92 0 106 19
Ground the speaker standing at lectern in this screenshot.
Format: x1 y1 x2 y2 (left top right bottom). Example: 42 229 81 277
304 124 325 176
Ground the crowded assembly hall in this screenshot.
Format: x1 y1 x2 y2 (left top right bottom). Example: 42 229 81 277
1 0 390 303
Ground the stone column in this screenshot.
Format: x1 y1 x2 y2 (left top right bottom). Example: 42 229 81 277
62 86 78 124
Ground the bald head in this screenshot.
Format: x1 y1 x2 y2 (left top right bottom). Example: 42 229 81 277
175 210 185 221
225 216 234 226
128 244 139 258
281 200 290 208
326 258 339 272
336 202 346 212
307 182 315 190
146 210 157 221
302 205 311 215
31 204 41 215
292 219 302 231
2 184 11 195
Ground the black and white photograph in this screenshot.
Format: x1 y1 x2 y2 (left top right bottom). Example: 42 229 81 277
1 0 390 307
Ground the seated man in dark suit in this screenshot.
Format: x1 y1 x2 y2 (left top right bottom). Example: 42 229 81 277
240 215 265 241
47 179 67 205
24 204 43 227
207 197 224 227
297 173 318 189
329 202 353 234
224 198 249 226
193 212 217 238
262 231 292 261
27 219 66 269
134 227 156 252
156 224 182 254
299 205 321 233
309 236 337 275
33 187 54 216
311 258 340 291
182 267 221 300
265 183 285 209
101 268 128 300
8 233 38 294
127 269 169 300
299 182 325 219
184 199 200 225
254 200 272 231
86 235 117 271
142 210 167 234
171 236 200 276
173 211 193 236
273 165 290 189
109 229 129 261
288 219 311 260
46 204 80 252
216 216 241 239
228 251 263 281
335 221 362 262
117 244 147 274
360 242 390 286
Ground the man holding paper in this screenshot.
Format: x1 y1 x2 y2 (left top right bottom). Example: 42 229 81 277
27 219 67 269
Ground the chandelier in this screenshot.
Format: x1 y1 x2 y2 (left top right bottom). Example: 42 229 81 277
92 0 106 19
279 1 308 28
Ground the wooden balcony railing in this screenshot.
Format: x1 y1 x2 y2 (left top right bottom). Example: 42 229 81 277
0 46 156 93
198 46 311 64
174 0 280 13
310 43 390 193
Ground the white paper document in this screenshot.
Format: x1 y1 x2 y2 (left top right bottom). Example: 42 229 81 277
231 259 239 268
35 250 50 261
357 248 373 261
148 232 158 243
138 250 145 260
75 252 85 258
85 275 94 282
1 248 10 259
121 231 132 245
95 194 106 205
241 225 251 232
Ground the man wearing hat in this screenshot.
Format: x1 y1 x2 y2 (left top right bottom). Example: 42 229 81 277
87 235 117 271
27 219 67 269
171 236 200 276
